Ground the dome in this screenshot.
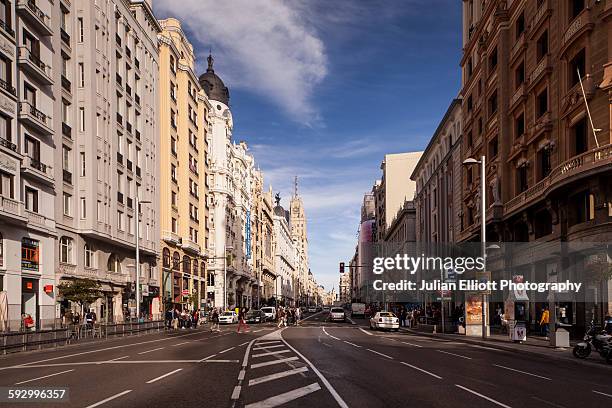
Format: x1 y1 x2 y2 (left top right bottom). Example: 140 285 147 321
199 53 229 106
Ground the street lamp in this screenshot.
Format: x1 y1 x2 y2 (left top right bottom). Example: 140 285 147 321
135 197 151 321
463 155 487 339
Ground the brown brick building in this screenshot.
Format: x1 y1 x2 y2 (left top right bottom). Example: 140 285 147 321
459 0 612 332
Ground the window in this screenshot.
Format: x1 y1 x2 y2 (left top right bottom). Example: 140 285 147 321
21 238 39 271
517 165 528 193
0 232 3 267
466 167 473 186
0 52 12 90
569 49 585 88
172 252 180 270
171 164 176 182
569 190 594 226
182 255 191 273
467 131 473 148
171 190 177 206
170 81 176 101
0 0 11 32
107 253 121 273
0 113 10 141
25 187 38 212
0 171 14 198
538 148 552 180
467 95 473 112
488 136 498 159
63 192 72 216
488 47 498 72
170 55 176 73
24 82 36 106
467 57 473 78
80 197 86 219
127 214 133 235
536 88 548 118
78 63 84 87
60 237 73 263
63 146 71 171
84 244 94 268
171 137 177 156
536 30 548 61
162 248 170 268
515 13 525 39
79 107 85 132
488 90 498 116
515 113 525 139
78 17 84 42
570 0 585 21
170 109 177 129
171 217 177 233
515 61 525 88
24 135 40 161
571 117 588 156
80 152 86 176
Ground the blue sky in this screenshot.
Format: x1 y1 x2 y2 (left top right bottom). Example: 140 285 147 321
154 0 462 292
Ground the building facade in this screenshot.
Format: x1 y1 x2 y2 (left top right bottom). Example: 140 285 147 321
290 179 309 306
460 0 612 332
250 171 275 308
273 198 296 306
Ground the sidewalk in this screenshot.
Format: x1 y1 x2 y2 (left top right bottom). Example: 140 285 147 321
399 326 612 368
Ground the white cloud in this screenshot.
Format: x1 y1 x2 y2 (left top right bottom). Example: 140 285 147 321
154 0 327 125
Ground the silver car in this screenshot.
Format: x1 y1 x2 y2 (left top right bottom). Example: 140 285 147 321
369 311 399 331
329 307 346 322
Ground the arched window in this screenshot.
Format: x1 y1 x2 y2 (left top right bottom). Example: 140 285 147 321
162 248 170 268
192 260 198 276
0 232 3 267
172 252 180 270
182 255 191 274
84 244 94 268
108 253 121 273
60 237 73 264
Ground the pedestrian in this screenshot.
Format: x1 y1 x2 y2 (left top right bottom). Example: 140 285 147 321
295 307 301 325
165 308 173 329
237 309 250 333
540 306 550 339
277 308 285 328
400 308 407 327
193 309 200 328
210 308 220 332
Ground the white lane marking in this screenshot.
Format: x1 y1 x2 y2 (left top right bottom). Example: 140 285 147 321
343 341 361 348
493 364 551 380
253 344 285 350
231 385 241 400
322 327 340 340
245 383 321 408
437 350 472 360
238 341 250 347
251 356 299 369
172 341 190 347
97 355 129 364
366 348 394 360
346 316 356 325
592 390 612 399
204 359 240 363
146 368 183 384
253 329 263 333
248 366 309 386
84 389 132 408
219 347 235 354
358 328 373 336
138 347 165 355
455 384 512 408
15 369 75 385
198 354 217 363
6 330 207 369
251 349 291 358
242 340 256 368
256 340 282 346
400 341 423 348
470 344 502 352
281 337 349 408
238 370 245 380
400 362 442 379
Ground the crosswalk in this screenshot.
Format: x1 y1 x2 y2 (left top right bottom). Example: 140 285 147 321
232 332 344 408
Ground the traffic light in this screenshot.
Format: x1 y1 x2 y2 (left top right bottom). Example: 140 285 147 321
339 262 345 273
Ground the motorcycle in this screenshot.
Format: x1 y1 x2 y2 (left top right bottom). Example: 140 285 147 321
573 320 612 361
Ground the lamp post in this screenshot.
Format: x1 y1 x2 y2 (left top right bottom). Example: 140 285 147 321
463 156 488 339
135 197 151 321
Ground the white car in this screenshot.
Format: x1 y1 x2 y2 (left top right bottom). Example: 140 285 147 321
307 306 317 313
218 311 238 324
329 307 346 322
260 307 276 321
370 311 399 331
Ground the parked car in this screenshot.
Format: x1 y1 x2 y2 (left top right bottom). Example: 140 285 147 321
369 311 399 331
245 310 267 324
308 306 317 313
218 311 238 324
260 307 276 321
329 307 346 322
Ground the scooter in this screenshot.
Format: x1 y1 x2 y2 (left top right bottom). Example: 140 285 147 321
573 320 612 360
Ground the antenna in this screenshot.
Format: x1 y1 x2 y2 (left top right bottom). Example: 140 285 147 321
294 176 298 198
577 68 601 148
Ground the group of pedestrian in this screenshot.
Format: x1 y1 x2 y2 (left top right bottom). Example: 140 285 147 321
276 306 301 328
165 308 200 330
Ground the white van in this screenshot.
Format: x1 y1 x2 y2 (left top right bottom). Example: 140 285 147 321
260 307 276 321
351 303 366 318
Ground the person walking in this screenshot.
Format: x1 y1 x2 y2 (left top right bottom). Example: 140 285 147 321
295 307 301 325
540 306 550 339
210 308 220 332
237 309 250 333
277 308 286 328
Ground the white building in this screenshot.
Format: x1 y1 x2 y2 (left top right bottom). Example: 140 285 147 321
273 198 295 306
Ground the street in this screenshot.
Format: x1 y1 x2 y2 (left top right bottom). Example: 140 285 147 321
0 310 611 408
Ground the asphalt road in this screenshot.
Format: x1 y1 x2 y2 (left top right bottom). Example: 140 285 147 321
0 310 610 408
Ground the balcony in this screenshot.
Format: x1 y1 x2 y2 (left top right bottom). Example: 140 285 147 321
504 145 612 217
531 0 552 36
562 8 594 52
62 122 72 138
181 238 201 255
25 209 49 229
117 151 123 165
0 137 17 152
509 84 526 111
17 47 53 85
162 231 181 245
62 169 72 184
21 156 53 186
16 0 53 36
0 78 16 96
0 196 26 222
529 55 552 88
0 19 15 38
61 75 71 92
18 101 53 136
60 27 70 46
117 191 124 204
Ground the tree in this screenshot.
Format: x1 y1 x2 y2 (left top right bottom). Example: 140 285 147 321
58 278 104 317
